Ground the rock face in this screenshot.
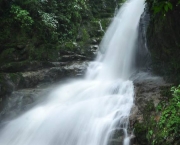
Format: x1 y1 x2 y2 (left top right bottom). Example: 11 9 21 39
146 3 180 83
136 9 150 69
129 72 172 145
0 60 89 121
0 83 59 121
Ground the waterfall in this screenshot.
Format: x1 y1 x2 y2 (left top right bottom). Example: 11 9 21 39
0 0 145 145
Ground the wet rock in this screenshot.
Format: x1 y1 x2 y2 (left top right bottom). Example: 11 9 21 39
129 72 172 145
0 61 89 121
90 45 99 51
108 138 123 145
0 61 88 114
108 129 125 145
20 61 88 88
136 9 150 69
0 84 54 121
60 54 88 62
0 74 16 97
64 61 88 76
91 38 98 45
133 73 168 110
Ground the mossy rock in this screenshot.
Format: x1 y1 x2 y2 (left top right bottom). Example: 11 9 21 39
0 74 14 97
133 85 180 145
0 48 16 63
134 123 148 145
146 4 180 83
0 73 20 111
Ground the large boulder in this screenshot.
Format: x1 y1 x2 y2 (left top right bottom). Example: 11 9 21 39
129 72 172 145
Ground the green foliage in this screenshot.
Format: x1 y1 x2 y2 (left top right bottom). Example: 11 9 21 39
0 0 122 63
0 0 90 62
158 86 180 135
135 86 180 145
146 0 180 16
152 86 180 144
11 5 34 28
81 28 90 42
152 1 173 15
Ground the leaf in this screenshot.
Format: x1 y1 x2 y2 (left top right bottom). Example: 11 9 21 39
153 6 161 14
164 5 169 12
167 2 173 10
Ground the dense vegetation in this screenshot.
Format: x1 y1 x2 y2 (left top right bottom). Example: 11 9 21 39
0 0 121 64
150 86 180 145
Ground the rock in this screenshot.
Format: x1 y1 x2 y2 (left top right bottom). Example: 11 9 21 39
19 61 88 88
129 72 172 145
90 45 99 50
136 9 150 69
0 84 54 121
108 138 123 145
0 61 55 73
0 61 89 121
108 129 125 145
132 72 170 119
17 44 25 50
0 74 15 97
60 54 89 62
91 38 98 44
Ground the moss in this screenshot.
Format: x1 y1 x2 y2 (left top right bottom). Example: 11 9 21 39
0 61 28 73
133 100 159 144
134 123 148 145
64 42 77 51
0 48 16 64
144 100 155 113
101 18 111 30
28 43 60 61
8 73 23 84
81 28 90 42
99 13 113 18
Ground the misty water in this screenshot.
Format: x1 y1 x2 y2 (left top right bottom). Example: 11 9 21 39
0 0 145 145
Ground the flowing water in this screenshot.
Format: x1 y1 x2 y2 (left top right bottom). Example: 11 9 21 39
0 0 145 145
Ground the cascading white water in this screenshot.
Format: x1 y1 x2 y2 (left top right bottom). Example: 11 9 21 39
0 0 145 145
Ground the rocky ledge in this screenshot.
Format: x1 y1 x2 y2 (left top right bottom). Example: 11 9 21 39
0 60 90 121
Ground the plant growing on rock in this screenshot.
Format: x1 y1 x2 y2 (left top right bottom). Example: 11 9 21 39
135 85 180 145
